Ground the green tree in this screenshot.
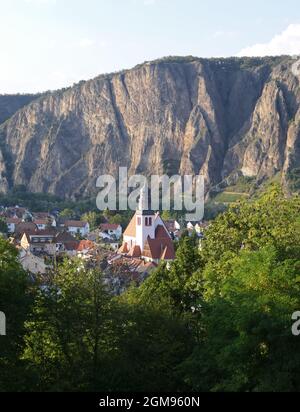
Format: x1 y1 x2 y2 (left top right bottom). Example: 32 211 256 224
109 214 123 226
161 210 172 221
180 247 300 392
23 259 193 392
59 209 76 220
109 213 133 230
23 260 111 391
103 208 114 221
0 218 8 234
109 301 194 392
81 211 101 231
129 189 300 392
127 234 203 312
176 189 300 392
0 238 34 392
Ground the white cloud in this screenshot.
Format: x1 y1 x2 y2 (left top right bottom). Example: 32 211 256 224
238 24 300 56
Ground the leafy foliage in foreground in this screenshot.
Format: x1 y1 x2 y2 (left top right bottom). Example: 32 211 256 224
16 259 190 392
1 187 300 392
124 187 300 391
0 238 34 391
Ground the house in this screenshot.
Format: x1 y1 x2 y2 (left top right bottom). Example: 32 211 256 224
100 223 122 240
19 249 50 275
55 232 80 256
104 257 157 295
87 229 101 242
33 212 52 219
99 237 120 252
164 219 182 240
6 206 28 219
6 218 22 234
20 229 57 256
76 240 97 260
15 222 38 239
63 220 90 237
187 221 210 238
118 186 175 264
34 219 49 231
187 222 195 231
77 240 96 253
33 213 56 230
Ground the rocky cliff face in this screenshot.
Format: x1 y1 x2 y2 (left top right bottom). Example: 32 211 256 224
0 56 299 198
0 94 40 125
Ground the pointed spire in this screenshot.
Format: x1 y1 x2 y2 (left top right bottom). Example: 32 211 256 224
138 184 148 211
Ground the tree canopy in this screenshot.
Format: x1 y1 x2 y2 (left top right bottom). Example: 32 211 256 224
1 187 300 392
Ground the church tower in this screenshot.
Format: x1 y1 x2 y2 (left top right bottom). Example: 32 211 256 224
135 185 155 252
120 185 175 262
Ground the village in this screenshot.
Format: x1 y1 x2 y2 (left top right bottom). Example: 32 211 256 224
0 189 208 295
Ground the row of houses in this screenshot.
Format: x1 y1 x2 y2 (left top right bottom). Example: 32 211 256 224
156 219 209 240
1 207 126 240
1 200 209 287
0 207 93 275
17 229 98 274
103 256 158 295
5 217 90 237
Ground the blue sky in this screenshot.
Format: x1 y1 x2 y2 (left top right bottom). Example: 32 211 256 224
0 0 299 93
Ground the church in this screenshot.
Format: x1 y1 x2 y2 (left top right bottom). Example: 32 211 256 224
118 187 175 263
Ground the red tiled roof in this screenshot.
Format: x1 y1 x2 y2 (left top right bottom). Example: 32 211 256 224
15 222 38 235
118 242 129 254
121 212 175 261
34 219 49 225
137 260 158 273
33 212 51 219
64 241 80 251
143 236 175 260
76 240 95 252
55 232 75 243
6 218 22 224
128 245 142 258
160 245 175 260
6 207 27 218
30 229 57 237
155 224 171 239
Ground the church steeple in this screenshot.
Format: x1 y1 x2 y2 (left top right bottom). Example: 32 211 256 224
138 184 148 211
135 185 155 251
119 184 175 262
137 184 155 216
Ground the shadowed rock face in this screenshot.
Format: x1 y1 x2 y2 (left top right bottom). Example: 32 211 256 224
0 94 40 125
0 56 299 198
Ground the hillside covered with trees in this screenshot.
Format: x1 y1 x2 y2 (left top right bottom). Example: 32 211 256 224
1 187 300 392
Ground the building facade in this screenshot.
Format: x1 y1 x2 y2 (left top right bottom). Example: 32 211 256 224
119 187 175 263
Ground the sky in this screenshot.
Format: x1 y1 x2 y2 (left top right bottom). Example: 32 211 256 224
0 0 299 94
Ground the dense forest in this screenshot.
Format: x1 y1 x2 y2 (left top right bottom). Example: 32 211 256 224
1 186 300 392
